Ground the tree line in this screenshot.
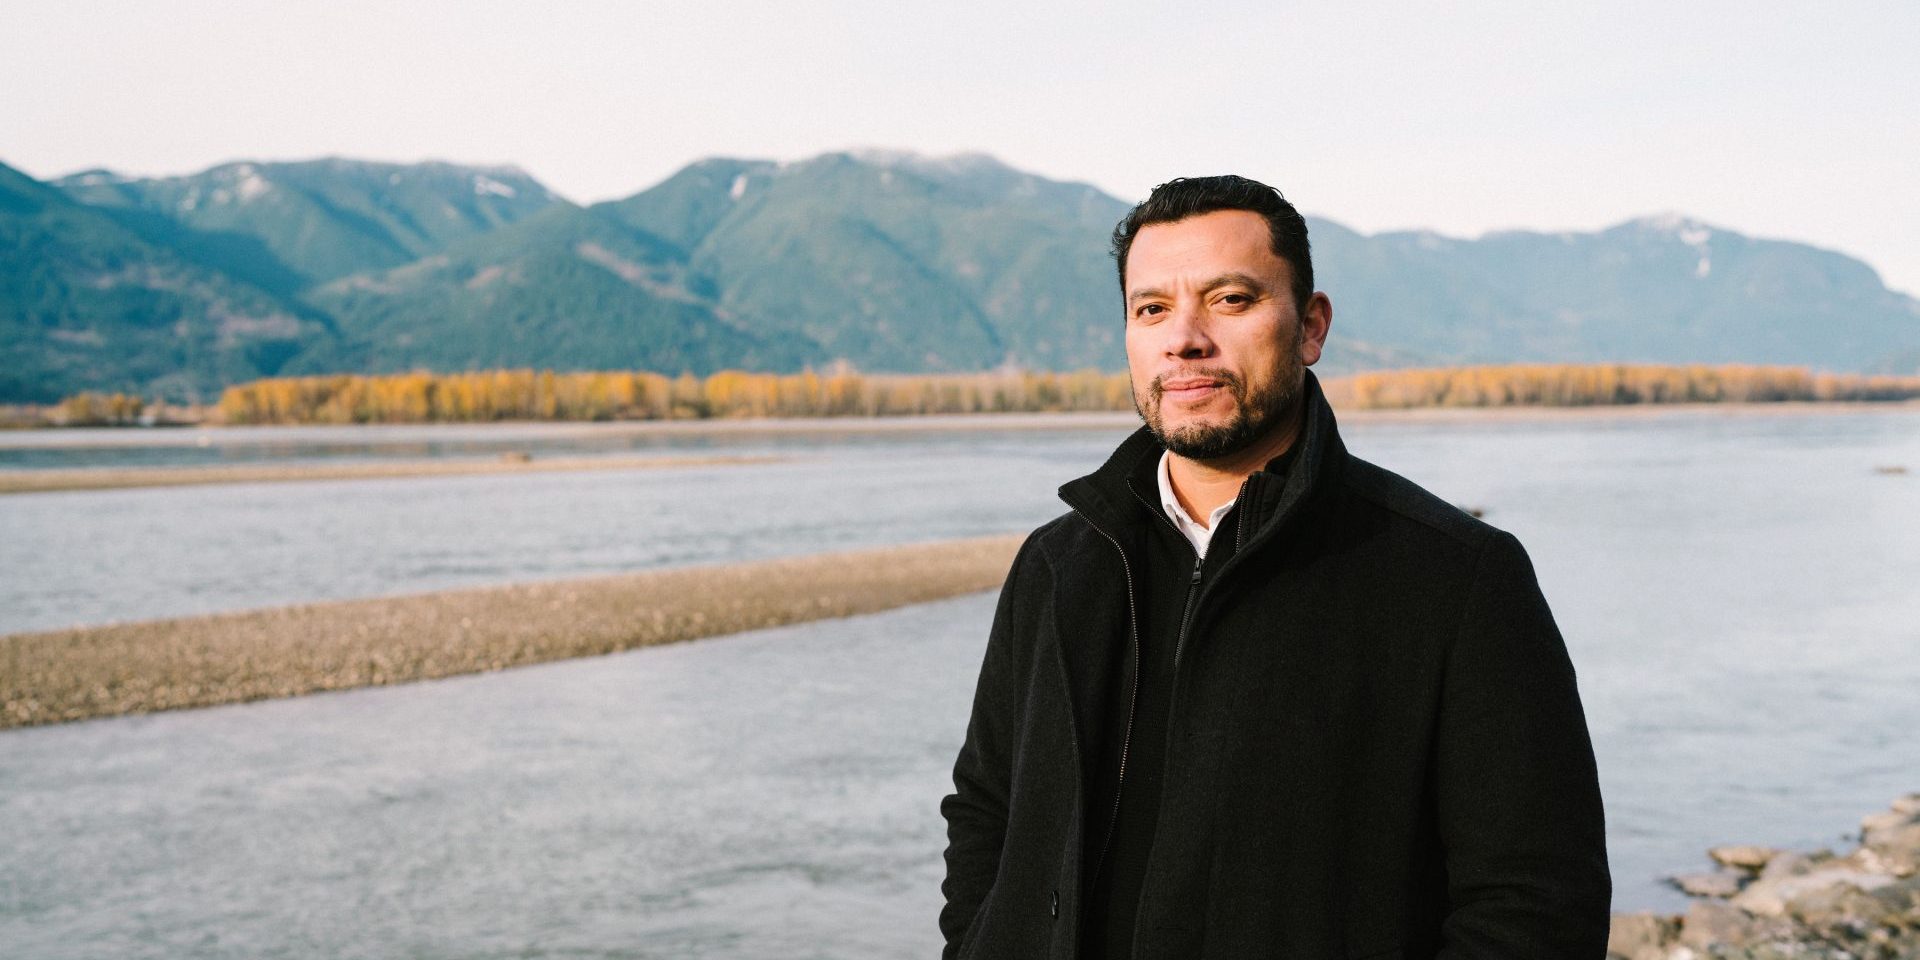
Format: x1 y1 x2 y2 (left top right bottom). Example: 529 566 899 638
1319 364 1920 409
213 368 1136 424
50 392 150 426
39 363 1920 426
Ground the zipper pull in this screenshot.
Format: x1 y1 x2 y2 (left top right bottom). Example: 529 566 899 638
1190 556 1204 584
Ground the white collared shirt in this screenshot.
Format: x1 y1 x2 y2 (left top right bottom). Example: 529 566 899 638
1156 449 1237 559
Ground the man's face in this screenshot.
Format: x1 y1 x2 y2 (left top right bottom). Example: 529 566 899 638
1123 209 1330 462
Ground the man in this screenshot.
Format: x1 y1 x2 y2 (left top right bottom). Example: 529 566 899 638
939 175 1610 959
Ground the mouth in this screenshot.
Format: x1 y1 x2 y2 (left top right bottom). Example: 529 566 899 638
1157 376 1230 402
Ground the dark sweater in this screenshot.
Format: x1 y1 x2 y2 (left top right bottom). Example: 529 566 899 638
1082 444 1296 960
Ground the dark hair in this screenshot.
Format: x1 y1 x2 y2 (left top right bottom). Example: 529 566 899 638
1111 175 1314 312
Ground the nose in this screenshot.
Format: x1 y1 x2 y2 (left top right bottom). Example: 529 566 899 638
1164 301 1214 359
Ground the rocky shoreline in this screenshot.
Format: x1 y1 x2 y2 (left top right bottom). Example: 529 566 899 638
1611 794 1920 958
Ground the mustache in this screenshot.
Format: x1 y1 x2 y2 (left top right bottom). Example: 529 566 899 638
1150 368 1242 399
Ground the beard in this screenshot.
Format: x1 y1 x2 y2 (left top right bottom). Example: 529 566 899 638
1134 357 1303 462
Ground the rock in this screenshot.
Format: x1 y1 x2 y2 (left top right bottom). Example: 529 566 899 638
1863 817 1920 877
1860 792 1918 834
1606 912 1678 960
1784 877 1902 929
1844 845 1903 876
1862 809 1913 834
1731 864 1897 916
1669 870 1746 897
1755 849 1834 882
1677 899 1795 949
1709 845 1780 872
1861 873 1920 917
1616 795 1920 957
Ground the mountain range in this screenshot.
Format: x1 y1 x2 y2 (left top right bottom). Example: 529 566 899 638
3 151 1916 403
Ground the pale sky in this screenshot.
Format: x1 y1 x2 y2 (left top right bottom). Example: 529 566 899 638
5 0 1917 294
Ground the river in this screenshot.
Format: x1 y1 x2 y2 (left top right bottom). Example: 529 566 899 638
2 406 1917 957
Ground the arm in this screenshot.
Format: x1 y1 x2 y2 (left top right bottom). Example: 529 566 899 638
1435 530 1611 959
938 533 1040 959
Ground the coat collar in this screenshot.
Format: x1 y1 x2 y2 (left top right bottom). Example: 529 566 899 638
1058 368 1348 560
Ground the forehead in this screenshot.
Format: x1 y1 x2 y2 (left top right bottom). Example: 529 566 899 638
1125 209 1288 293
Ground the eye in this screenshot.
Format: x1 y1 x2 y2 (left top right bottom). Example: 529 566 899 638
1134 303 1167 320
1218 292 1252 307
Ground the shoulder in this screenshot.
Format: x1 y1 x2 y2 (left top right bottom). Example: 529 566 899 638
996 509 1133 603
1019 510 1108 565
1336 453 1502 551
1332 453 1544 589
990 514 1076 599
1335 454 1550 606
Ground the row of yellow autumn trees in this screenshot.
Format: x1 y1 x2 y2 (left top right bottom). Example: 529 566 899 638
51 392 149 426
215 368 1137 424
47 363 1920 426
1319 364 1920 409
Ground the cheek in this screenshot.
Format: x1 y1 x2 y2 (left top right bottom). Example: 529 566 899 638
1124 329 1156 370
1229 330 1281 366
1127 367 1155 400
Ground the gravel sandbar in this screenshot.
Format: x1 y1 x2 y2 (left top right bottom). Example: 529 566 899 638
0 453 788 495
0 533 1023 729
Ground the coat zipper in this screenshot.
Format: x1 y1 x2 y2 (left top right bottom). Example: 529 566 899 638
1085 473 1254 886
1082 520 1139 890
1171 474 1252 672
1169 554 1205 671
1090 476 1267 940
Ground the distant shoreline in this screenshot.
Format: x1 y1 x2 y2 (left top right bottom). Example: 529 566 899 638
0 533 1025 730
0 410 1146 449
1340 398 1920 422
28 363 1916 429
5 403 1916 493
7 398 1918 445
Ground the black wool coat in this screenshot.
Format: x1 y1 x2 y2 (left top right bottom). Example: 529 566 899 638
939 372 1611 959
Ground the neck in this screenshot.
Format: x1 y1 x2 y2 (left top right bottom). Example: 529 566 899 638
1167 401 1305 527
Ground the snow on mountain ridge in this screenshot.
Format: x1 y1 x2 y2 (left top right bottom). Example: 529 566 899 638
1636 213 1716 278
472 174 517 198
841 148 1010 180
63 170 129 187
234 166 271 203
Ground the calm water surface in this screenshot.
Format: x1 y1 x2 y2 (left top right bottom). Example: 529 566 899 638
0 420 1129 633
2 408 1918 957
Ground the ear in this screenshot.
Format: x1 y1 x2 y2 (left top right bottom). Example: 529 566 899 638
1298 292 1332 367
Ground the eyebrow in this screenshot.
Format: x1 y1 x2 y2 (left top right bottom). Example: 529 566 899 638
1126 272 1271 305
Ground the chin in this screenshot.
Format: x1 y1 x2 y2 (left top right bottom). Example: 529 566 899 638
1156 417 1220 443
